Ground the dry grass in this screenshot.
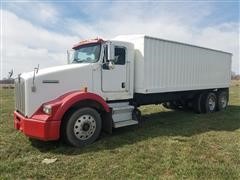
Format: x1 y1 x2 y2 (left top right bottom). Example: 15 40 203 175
231 80 240 87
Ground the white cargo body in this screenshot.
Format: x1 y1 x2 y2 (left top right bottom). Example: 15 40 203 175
114 35 232 94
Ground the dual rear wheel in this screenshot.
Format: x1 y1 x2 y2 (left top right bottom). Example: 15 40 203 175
194 90 228 113
163 90 228 114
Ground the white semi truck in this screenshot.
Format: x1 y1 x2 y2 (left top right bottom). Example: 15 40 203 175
14 35 232 147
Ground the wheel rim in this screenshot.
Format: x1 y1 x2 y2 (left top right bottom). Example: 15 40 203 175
73 114 96 140
220 95 227 108
208 96 216 111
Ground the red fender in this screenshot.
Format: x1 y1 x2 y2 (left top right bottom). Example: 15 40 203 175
50 91 110 121
14 91 110 141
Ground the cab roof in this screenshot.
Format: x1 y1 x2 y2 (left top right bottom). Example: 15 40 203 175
72 38 105 49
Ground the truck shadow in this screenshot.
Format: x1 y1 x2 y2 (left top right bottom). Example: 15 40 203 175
30 105 240 155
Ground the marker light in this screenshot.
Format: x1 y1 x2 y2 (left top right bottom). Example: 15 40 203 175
43 105 52 115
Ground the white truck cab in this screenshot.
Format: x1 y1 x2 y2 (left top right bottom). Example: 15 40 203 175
17 39 134 117
14 35 231 147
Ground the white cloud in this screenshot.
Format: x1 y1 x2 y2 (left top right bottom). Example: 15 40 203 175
1 10 79 78
5 2 59 25
1 2 239 79
66 3 239 73
38 3 58 23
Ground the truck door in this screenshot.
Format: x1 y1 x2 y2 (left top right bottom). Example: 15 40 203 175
101 45 127 92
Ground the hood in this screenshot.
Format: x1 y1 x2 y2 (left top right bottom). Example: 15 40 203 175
20 63 94 117
21 63 90 80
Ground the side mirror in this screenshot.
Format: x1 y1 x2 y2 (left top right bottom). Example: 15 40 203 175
108 61 115 70
107 41 115 61
102 42 115 70
102 60 115 70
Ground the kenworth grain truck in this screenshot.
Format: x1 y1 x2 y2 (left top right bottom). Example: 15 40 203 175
14 35 232 147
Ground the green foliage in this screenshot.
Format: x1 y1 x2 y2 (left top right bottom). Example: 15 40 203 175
0 85 239 179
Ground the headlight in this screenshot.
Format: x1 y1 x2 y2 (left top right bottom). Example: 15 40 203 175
43 105 52 115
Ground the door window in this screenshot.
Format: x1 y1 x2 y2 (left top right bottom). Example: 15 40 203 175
114 47 126 65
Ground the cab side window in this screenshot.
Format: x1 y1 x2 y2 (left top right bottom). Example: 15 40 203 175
114 47 126 65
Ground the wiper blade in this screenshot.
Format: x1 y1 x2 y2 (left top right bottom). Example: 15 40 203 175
72 59 96 63
72 59 83 63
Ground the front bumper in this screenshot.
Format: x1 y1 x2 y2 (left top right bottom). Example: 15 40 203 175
14 111 60 141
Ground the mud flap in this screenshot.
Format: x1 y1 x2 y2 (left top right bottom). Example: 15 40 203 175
102 111 113 134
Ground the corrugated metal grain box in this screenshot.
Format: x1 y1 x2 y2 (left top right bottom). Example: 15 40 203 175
115 35 232 94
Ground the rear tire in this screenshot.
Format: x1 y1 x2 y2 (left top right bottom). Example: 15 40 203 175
201 92 217 113
62 107 102 147
217 91 228 111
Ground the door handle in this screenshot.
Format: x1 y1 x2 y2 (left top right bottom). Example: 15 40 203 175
121 82 125 88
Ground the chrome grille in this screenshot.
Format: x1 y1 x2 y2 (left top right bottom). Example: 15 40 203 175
15 78 25 115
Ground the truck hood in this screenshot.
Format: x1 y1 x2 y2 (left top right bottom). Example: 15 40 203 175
21 63 91 80
20 63 94 117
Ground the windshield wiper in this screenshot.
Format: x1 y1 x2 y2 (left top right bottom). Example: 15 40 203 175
72 59 89 63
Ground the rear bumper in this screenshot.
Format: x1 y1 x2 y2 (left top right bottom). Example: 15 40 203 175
14 111 60 141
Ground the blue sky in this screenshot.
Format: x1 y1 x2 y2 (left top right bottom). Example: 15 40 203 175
1 1 239 78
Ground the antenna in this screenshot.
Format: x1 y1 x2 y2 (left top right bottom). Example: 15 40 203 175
32 64 40 92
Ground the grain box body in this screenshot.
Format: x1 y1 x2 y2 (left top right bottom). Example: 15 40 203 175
114 35 232 94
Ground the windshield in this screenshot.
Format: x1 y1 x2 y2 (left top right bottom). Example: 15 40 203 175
72 43 101 63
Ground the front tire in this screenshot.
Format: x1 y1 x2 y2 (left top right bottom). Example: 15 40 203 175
63 107 102 147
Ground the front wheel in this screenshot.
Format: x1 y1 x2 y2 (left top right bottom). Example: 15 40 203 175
62 107 102 147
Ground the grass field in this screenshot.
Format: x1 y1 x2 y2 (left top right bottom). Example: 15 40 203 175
0 82 239 179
